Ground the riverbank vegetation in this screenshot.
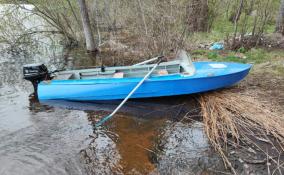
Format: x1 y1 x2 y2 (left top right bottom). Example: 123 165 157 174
0 0 284 174
0 0 284 54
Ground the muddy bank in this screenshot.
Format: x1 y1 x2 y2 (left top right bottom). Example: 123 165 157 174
245 61 284 114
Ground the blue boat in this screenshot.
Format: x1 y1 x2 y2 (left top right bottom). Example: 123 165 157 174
23 51 252 101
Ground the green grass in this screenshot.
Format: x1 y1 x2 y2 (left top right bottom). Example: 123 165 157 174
245 49 268 63
192 48 284 65
275 65 284 75
188 12 277 46
186 9 284 66
207 51 247 63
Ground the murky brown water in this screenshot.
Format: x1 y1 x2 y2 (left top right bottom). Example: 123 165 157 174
0 46 226 174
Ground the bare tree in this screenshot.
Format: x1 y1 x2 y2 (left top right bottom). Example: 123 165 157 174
231 0 244 48
137 0 148 36
77 0 96 51
186 0 209 32
276 0 284 35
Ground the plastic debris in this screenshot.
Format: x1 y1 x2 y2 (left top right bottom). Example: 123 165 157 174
209 42 224 50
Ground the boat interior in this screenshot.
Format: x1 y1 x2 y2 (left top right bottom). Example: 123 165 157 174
53 51 196 80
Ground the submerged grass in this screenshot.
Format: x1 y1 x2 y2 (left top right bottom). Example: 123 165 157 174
190 46 284 174
199 89 284 174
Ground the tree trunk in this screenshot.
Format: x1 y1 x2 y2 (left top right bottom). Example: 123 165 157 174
77 0 96 51
186 0 209 32
231 0 244 48
229 3 243 23
276 0 284 35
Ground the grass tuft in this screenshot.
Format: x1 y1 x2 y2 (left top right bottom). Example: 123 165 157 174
200 90 284 174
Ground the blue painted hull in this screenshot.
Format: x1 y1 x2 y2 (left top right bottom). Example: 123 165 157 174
38 62 252 101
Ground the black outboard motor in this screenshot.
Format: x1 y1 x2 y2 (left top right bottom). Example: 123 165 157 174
23 64 50 95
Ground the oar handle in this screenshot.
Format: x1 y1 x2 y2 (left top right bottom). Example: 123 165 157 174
157 56 164 64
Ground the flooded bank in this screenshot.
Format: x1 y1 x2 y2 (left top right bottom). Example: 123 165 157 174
0 44 226 174
0 5 226 174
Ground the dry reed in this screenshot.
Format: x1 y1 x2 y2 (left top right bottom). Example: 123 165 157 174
199 89 284 174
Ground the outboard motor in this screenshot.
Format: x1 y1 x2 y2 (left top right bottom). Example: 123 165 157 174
23 64 50 95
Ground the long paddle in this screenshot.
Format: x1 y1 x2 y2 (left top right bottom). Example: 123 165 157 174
95 56 163 127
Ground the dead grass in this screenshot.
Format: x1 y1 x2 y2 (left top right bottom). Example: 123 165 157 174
199 89 284 174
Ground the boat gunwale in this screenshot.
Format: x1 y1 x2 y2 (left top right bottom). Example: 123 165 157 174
40 63 252 86
38 67 252 101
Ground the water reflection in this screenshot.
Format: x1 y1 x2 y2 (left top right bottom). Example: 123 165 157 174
28 96 54 113
0 89 92 175
38 95 223 174
156 122 224 174
40 96 196 120
0 52 225 175
0 5 226 173
0 47 226 175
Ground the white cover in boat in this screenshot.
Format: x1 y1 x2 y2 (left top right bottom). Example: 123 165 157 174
176 50 196 76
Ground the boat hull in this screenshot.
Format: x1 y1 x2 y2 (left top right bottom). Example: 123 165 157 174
38 62 252 101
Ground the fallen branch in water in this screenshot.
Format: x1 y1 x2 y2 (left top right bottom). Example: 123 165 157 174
244 156 277 164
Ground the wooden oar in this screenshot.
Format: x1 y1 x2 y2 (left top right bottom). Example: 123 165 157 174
95 57 163 127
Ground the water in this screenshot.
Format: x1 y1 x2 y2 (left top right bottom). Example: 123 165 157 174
0 52 226 174
0 4 225 175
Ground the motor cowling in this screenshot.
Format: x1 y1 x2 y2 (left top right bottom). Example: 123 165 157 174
23 63 50 95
